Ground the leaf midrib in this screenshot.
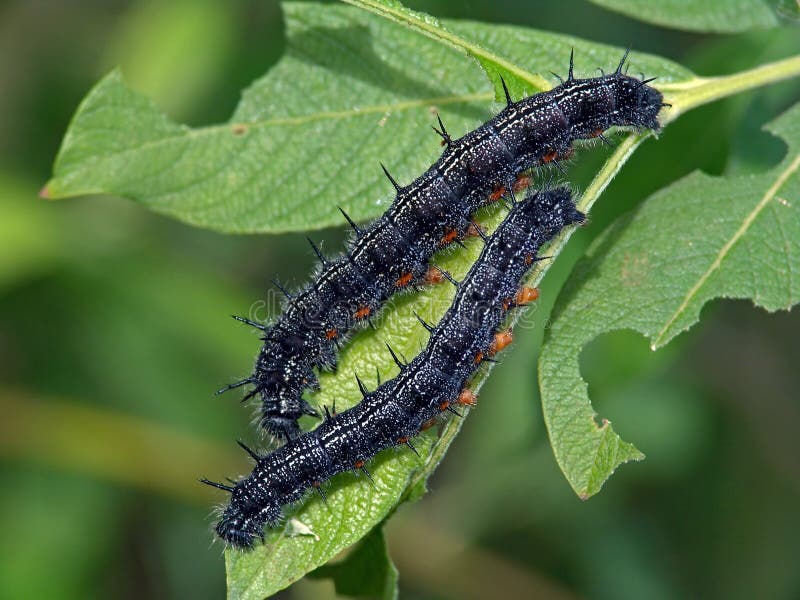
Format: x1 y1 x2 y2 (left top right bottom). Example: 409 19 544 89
53 91 493 182
653 152 800 348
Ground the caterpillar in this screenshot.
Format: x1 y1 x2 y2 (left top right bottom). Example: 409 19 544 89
204 186 585 547
218 50 663 441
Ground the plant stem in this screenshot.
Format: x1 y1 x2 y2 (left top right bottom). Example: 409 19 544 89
663 54 800 121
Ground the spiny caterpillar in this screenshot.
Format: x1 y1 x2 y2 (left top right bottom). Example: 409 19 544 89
204 186 585 547
218 50 663 441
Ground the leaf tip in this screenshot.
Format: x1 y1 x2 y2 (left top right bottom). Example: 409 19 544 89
38 183 54 200
649 334 668 352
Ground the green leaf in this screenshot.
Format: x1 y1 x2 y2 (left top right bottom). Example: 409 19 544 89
586 0 778 33
342 0 552 98
308 526 398 600
47 1 699 234
539 102 800 499
344 0 692 98
45 2 492 233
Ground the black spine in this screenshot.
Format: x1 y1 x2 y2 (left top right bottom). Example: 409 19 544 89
211 186 585 547
223 53 662 440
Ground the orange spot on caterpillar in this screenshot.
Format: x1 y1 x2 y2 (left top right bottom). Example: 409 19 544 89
440 228 458 245
489 330 513 355
513 174 531 192
541 147 574 164
354 306 371 319
423 266 444 285
420 417 437 431
397 436 409 445
590 128 604 138
439 400 450 411
354 460 365 469
542 151 558 163
502 287 539 309
489 185 506 201
396 272 414 288
325 329 338 340
515 286 539 305
457 389 477 406
464 222 485 239
473 351 484 364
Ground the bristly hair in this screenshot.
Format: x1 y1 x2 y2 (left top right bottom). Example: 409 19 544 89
207 186 585 548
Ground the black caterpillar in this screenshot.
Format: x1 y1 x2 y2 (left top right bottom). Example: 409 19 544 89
219 51 663 440
204 186 585 547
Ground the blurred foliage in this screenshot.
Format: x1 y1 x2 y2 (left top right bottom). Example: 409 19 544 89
585 0 779 33
1 1 800 600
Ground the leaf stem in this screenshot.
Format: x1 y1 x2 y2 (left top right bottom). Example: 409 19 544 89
663 55 800 121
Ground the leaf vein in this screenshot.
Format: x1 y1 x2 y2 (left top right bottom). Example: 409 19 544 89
654 152 800 345
66 92 493 170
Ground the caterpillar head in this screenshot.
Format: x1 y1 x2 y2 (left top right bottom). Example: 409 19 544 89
611 73 664 131
530 186 585 230
215 488 282 548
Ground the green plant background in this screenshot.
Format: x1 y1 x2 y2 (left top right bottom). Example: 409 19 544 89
2 1 800 599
